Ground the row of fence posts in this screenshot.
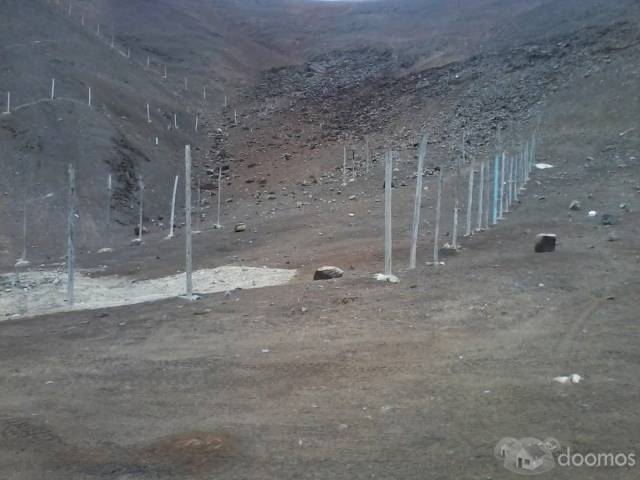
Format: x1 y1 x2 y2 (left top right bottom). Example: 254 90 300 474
62 144 219 305
383 132 538 278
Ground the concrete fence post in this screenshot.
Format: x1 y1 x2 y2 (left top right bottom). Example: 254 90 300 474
384 151 393 276
67 164 76 306
184 145 194 298
465 156 475 237
433 168 443 266
409 134 427 269
50 78 55 101
476 160 485 232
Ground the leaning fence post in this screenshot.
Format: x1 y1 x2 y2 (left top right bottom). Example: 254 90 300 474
185 145 194 298
384 150 393 276
194 114 199 132
476 160 485 231
167 175 179 238
465 155 475 237
67 164 76 306
409 135 427 269
433 168 443 266
50 78 55 101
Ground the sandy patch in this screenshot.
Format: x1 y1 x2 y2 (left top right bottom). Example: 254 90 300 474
0 266 297 320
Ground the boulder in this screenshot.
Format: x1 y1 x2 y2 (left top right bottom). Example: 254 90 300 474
569 200 581 211
534 233 556 253
313 266 344 280
234 223 246 232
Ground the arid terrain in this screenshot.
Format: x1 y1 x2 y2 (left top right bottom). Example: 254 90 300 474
1 0 639 479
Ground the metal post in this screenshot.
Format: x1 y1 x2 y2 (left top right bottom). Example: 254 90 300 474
203 86 207 101
106 174 112 243
163 65 167 80
67 164 76 306
342 145 347 186
174 113 178 129
433 168 443 266
185 145 193 298
409 135 427 269
476 160 484 231
6 92 10 114
216 166 222 228
88 87 92 108
137 177 144 242
146 103 151 123
492 154 499 224
483 158 491 229
506 155 513 213
365 137 370 176
196 177 201 232
498 152 506 219
465 156 475 236
194 115 198 132
168 175 178 238
50 78 55 101
384 151 393 276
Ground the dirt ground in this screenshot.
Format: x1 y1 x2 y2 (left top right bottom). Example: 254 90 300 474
2 70 640 479
2 1 640 479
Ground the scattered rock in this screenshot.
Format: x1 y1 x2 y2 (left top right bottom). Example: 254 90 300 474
607 231 620 242
374 273 399 283
601 214 617 226
569 200 581 211
234 223 247 232
313 266 344 280
534 233 556 253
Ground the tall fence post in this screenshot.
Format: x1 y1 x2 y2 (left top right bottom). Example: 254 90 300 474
146 103 151 123
174 113 178 129
365 137 370 176
483 158 491 229
465 156 475 237
384 151 393 276
452 138 462 248
137 176 144 242
6 91 10 114
88 87 92 108
342 145 347 186
50 78 55 101
492 154 499 224
476 160 485 231
499 152 506 219
67 164 76 306
168 174 179 238
185 145 194 298
106 173 112 244
409 135 427 269
216 166 222 228
433 168 443 266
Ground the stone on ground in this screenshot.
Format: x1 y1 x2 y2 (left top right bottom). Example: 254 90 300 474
314 266 344 280
534 233 556 253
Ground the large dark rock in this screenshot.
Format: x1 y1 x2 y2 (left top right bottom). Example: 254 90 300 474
534 233 556 253
313 266 344 280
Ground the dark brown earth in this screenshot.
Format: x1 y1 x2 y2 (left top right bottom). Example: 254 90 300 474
1 0 640 479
